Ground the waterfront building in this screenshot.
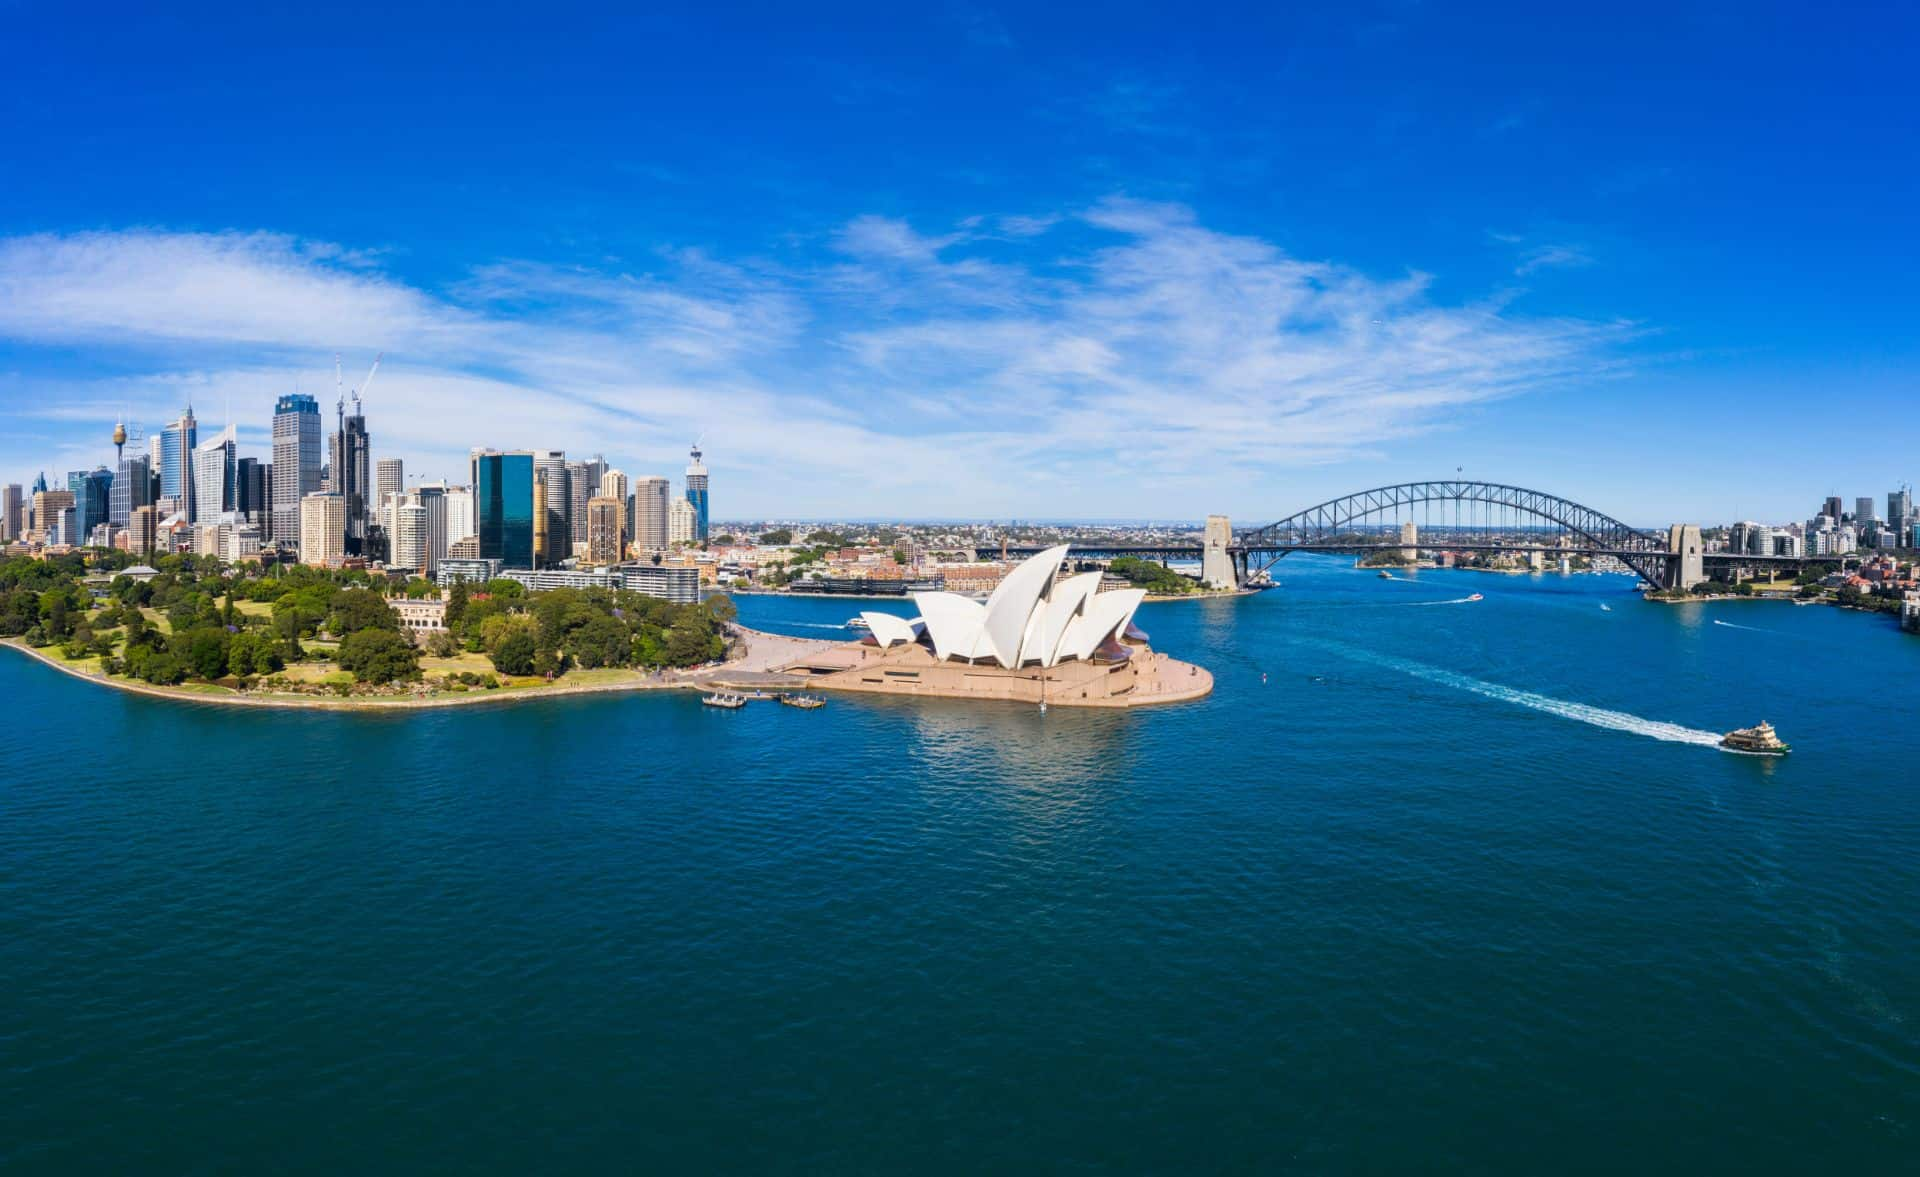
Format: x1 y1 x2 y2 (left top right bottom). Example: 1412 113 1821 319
272 394 322 548
472 450 535 569
159 406 197 521
299 492 347 567
586 496 623 564
685 443 709 541
436 556 502 585
1 484 20 542
192 426 236 524
632 475 670 551
68 467 113 546
496 563 700 603
669 497 697 546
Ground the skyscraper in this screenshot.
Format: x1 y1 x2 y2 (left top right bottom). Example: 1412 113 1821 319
599 469 628 551
376 458 404 513
533 451 569 566
684 442 709 542
632 475 669 551
192 425 236 523
1 484 21 542
1855 496 1878 526
110 455 151 529
331 401 372 555
1823 496 1844 521
235 457 269 527
586 497 622 564
67 467 113 546
299 493 347 568
391 496 428 574
567 459 595 551
272 394 322 548
1888 488 1912 543
473 450 535 569
159 406 198 518
668 497 696 546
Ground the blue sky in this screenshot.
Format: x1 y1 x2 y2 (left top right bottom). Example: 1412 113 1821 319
3 1 1915 525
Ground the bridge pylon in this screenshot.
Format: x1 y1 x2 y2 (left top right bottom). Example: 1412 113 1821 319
1666 524 1703 590
1202 515 1236 590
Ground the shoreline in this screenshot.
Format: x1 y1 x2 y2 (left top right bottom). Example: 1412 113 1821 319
0 637 706 712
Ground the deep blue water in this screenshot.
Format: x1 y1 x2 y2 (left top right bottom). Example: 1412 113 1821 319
4 555 1918 1173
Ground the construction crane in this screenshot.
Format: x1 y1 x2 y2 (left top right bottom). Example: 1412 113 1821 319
334 351 384 415
354 353 383 413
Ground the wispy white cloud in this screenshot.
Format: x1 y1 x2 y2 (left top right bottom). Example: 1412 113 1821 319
1515 243 1594 276
0 202 1633 516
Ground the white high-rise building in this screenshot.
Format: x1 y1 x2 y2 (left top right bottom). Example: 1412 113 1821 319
668 496 696 546
392 497 429 574
633 475 669 551
192 425 236 525
443 486 474 557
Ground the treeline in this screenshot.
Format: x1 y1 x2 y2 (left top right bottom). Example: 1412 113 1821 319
0 552 734 691
1107 556 1200 595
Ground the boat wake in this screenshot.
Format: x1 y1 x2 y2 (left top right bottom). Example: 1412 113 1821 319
1403 596 1481 607
788 621 862 630
1712 619 1776 635
1318 643 1723 748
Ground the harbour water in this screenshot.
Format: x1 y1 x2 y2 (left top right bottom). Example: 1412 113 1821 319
4 555 1918 1172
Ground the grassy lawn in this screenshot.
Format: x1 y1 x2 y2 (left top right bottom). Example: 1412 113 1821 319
421 651 497 675
234 599 274 618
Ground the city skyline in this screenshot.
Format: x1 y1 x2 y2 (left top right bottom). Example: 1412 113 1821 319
5 3 1918 523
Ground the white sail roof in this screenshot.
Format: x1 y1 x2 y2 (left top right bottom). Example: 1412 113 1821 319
896 547 1148 668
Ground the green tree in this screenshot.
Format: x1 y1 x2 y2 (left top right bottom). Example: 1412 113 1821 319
328 588 398 636
568 614 631 669
490 629 538 676
174 627 232 680
759 529 793 545
336 628 421 684
445 580 470 628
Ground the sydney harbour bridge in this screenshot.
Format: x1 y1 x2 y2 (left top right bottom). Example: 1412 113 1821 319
1004 480 1809 591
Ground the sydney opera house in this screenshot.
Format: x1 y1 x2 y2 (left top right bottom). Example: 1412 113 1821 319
784 546 1213 707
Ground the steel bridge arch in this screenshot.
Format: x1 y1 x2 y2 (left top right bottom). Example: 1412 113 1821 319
1242 480 1671 584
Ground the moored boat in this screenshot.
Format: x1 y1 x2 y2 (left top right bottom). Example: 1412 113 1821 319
1721 721 1789 755
702 692 746 709
780 693 825 709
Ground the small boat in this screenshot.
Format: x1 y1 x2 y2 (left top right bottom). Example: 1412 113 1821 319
1600 603 1612 612
1466 593 1483 602
1721 721 1790 755
845 617 870 631
702 692 746 709
780 693 825 709
1378 570 1394 579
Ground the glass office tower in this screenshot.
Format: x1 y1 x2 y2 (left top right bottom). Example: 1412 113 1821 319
474 451 535 569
